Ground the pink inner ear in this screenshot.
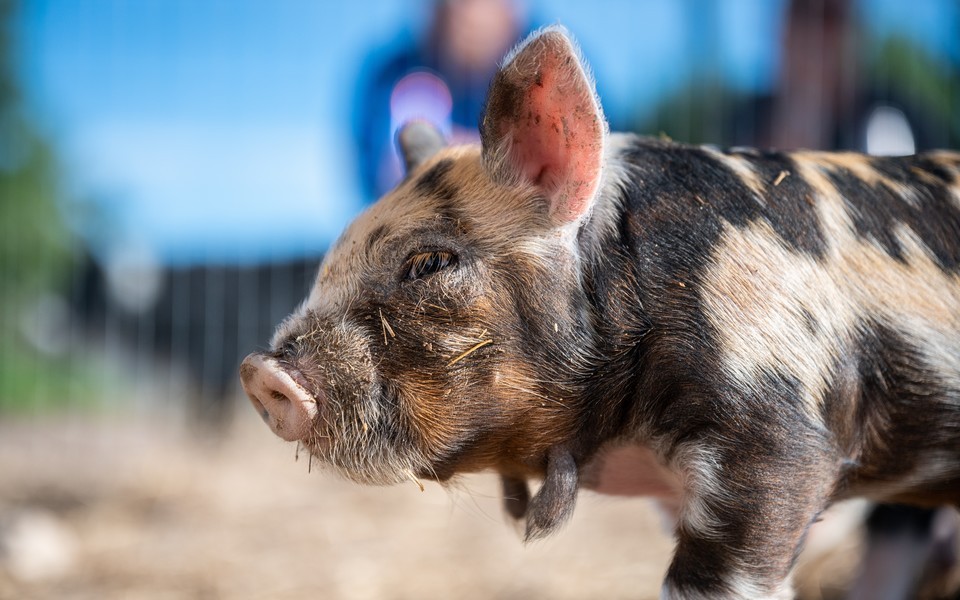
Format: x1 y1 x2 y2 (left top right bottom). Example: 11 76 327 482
489 32 605 225
516 69 603 223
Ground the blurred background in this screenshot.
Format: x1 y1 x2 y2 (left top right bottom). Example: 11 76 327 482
0 0 958 598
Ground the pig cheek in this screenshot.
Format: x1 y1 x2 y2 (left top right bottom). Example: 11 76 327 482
376 341 473 462
375 338 489 469
357 314 450 446
365 277 503 471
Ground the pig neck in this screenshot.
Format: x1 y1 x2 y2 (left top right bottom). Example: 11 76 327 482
528 133 688 500
561 134 662 460
566 134 739 474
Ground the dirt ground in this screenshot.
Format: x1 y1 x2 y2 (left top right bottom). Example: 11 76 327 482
0 404 684 600
0 399 894 600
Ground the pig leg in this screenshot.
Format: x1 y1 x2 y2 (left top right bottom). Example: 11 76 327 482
849 504 960 600
662 439 835 600
524 447 579 542
500 475 530 522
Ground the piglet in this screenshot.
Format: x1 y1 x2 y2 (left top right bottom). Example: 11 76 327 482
241 27 960 599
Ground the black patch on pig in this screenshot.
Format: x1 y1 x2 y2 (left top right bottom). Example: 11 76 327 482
407 157 469 233
731 149 828 257
819 318 960 502
413 158 455 199
825 154 960 273
365 224 389 253
621 139 827 268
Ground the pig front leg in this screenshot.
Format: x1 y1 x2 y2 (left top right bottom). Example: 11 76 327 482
526 447 580 542
500 448 580 542
662 435 836 600
500 448 580 541
500 475 530 522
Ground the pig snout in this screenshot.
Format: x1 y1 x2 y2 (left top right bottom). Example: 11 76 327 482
239 353 320 442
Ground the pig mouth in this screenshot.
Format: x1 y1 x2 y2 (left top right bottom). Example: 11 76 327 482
278 366 431 486
242 326 434 486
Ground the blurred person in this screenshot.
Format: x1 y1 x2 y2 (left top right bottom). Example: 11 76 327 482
766 0 858 150
353 0 528 200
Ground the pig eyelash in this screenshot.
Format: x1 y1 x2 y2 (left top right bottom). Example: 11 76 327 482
405 251 457 280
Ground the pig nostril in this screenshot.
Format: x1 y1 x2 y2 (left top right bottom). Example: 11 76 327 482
247 393 270 423
240 353 319 442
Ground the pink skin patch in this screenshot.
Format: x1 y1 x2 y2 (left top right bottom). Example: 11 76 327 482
513 69 602 224
582 444 681 499
581 444 684 527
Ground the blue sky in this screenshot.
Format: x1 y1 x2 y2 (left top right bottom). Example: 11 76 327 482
14 0 959 265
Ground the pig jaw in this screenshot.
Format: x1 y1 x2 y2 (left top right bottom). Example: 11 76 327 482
265 315 437 487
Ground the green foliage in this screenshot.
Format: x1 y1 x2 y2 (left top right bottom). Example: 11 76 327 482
636 74 744 146
0 347 105 413
0 0 102 413
869 35 960 148
0 2 72 306
0 128 72 307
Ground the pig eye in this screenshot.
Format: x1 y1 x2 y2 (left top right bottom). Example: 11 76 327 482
406 251 456 280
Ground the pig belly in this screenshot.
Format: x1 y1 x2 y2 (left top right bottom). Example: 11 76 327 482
581 443 682 501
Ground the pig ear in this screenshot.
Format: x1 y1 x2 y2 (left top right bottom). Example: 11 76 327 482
524 447 579 542
481 27 606 226
397 121 446 174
